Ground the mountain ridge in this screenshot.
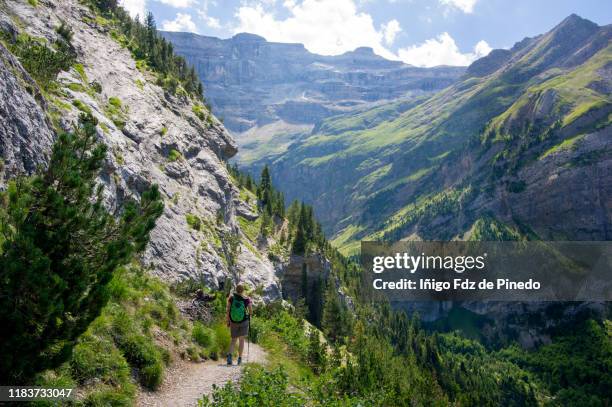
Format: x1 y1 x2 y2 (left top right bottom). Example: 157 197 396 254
162 30 465 139
242 14 612 253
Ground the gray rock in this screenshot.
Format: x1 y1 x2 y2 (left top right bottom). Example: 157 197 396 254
0 42 55 186
162 31 465 134
0 0 280 298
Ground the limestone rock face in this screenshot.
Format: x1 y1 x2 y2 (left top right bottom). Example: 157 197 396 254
0 0 280 299
0 42 54 185
162 31 465 133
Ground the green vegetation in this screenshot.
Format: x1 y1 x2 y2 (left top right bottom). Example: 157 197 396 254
500 319 612 405
186 213 202 231
0 113 163 384
540 133 585 159
88 0 204 99
199 366 305 407
167 149 182 162
192 103 207 121
104 96 128 129
0 31 76 89
72 99 92 114
35 264 214 402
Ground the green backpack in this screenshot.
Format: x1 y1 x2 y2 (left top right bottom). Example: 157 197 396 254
230 294 247 323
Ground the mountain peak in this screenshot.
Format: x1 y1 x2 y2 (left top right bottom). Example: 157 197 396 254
551 13 598 34
232 32 266 42
352 46 375 55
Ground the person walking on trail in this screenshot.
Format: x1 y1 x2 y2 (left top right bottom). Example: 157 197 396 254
226 283 252 366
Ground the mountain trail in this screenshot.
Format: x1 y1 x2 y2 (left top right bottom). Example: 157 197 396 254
136 343 267 407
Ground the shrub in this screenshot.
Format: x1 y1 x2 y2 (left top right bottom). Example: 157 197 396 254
167 149 182 162
108 96 122 108
9 34 76 88
70 334 130 386
199 366 305 406
140 360 164 390
56 21 74 43
213 322 231 355
90 80 103 93
186 213 202 231
192 104 207 121
72 99 92 114
193 322 215 348
83 387 133 407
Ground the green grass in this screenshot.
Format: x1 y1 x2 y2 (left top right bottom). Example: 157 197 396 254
186 213 202 231
72 99 92 114
192 322 216 348
250 307 314 387
540 133 585 159
238 216 261 242
73 63 88 83
105 97 128 129
330 224 364 254
34 265 216 402
192 103 207 121
108 96 122 109
167 149 182 162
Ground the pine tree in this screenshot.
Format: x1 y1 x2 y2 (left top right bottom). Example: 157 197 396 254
0 114 164 383
308 329 327 374
292 203 309 255
260 210 271 238
257 165 272 209
322 276 348 342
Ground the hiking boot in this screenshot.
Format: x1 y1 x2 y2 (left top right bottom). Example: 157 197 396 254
226 354 232 365
237 357 242 365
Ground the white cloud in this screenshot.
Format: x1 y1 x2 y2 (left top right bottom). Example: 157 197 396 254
473 39 492 57
397 32 491 67
381 19 401 46
197 0 221 29
233 0 400 59
439 0 477 14
162 12 198 32
119 0 146 19
157 0 195 7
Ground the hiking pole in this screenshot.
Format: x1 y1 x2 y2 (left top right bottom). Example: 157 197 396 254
247 316 251 363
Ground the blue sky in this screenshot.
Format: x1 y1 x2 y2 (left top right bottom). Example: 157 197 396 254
119 0 612 67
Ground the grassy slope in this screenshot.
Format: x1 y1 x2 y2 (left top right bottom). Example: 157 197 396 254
287 29 611 253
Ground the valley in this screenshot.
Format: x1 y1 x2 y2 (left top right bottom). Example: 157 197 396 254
166 15 611 255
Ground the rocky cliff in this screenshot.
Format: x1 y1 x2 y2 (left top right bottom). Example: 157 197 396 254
0 0 285 299
162 31 465 165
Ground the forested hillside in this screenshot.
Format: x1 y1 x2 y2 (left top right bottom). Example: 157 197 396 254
251 15 612 254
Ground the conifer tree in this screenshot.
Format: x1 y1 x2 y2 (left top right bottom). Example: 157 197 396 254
0 114 164 383
308 329 327 374
322 276 350 342
257 165 272 209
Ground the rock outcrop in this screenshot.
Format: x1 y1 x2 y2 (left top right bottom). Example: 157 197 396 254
0 0 281 299
0 41 54 185
162 31 465 133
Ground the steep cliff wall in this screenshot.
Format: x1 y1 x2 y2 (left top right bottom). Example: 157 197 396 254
0 0 281 299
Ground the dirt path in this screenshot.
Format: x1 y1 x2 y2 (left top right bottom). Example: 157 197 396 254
137 344 267 407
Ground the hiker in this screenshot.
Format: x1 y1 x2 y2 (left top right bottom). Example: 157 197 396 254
226 283 252 365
